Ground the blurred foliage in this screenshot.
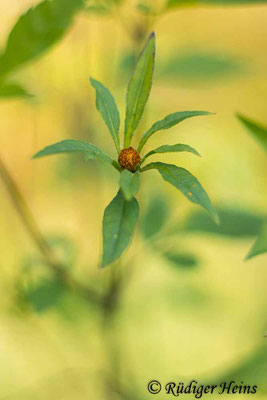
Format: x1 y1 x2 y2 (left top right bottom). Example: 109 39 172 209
0 81 33 99
46 235 77 268
0 0 84 76
237 114 267 259
183 207 264 237
140 195 200 269
25 278 67 313
140 195 170 239
25 234 77 271
167 0 267 7
208 347 267 392
161 250 199 268
120 50 244 86
15 234 78 314
85 0 125 15
0 0 85 97
237 114 267 153
136 3 154 15
246 221 267 260
159 52 244 84
85 4 111 15
141 196 267 269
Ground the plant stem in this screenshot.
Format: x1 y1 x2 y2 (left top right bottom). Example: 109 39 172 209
0 154 100 305
101 263 124 399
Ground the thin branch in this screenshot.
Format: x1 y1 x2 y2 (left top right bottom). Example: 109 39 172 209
0 154 101 305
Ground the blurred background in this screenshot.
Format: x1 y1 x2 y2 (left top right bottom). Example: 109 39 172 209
0 0 267 398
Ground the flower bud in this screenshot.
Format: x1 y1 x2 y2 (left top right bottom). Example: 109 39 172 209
118 147 141 172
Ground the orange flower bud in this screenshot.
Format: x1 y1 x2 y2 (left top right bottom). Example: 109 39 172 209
118 147 141 172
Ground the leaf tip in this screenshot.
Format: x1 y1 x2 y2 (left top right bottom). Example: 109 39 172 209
235 112 245 122
244 247 255 261
212 210 220 226
32 152 40 160
203 111 216 116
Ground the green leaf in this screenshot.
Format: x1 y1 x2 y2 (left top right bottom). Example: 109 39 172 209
205 347 267 392
246 221 267 260
158 51 243 83
167 0 198 7
162 251 198 268
102 190 139 267
140 195 170 239
90 77 121 154
138 111 212 152
0 0 84 77
183 207 264 237
33 139 113 165
47 235 77 268
124 32 155 147
0 82 33 98
167 0 267 8
85 5 110 15
237 113 267 153
141 162 219 223
136 3 153 14
26 278 66 313
119 170 140 201
141 143 200 164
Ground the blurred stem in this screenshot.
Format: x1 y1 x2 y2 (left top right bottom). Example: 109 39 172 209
101 262 124 399
113 5 156 51
0 154 101 306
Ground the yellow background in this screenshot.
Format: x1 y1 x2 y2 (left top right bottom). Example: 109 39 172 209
0 0 266 398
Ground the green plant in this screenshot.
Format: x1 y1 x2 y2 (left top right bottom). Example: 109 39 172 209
0 0 101 305
236 114 267 260
34 32 218 268
0 0 84 97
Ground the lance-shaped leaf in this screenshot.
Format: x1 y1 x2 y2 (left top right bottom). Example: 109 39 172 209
162 251 198 269
183 207 264 237
246 221 267 260
167 0 267 8
119 170 140 201
159 51 243 83
101 190 139 267
141 162 219 223
0 0 84 77
33 139 113 165
141 143 200 164
124 32 155 147
138 111 211 152
237 113 267 152
140 195 170 239
0 82 33 99
90 77 121 154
